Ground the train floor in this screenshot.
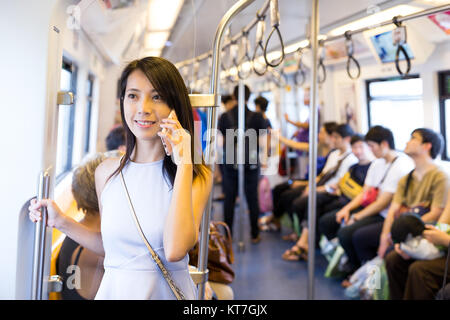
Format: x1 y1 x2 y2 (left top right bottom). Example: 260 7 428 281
210 185 348 300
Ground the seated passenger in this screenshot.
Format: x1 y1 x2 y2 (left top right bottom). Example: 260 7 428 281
269 122 337 235
385 194 450 300
57 154 106 300
282 132 368 261
104 125 126 157
381 129 450 299
320 125 414 277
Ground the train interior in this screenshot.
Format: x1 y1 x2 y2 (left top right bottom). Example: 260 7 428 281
1 0 450 300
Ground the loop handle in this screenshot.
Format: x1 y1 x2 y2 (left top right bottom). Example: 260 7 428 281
318 41 326 84
344 31 361 79
237 32 252 80
294 47 306 87
263 0 284 68
391 17 411 76
263 26 285 68
395 44 411 76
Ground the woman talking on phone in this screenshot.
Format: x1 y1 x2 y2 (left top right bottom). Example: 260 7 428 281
29 57 213 300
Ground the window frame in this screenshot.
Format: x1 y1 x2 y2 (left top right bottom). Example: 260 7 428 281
438 70 450 160
365 74 421 129
56 58 78 183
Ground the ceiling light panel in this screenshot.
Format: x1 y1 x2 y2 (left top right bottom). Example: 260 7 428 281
147 0 185 31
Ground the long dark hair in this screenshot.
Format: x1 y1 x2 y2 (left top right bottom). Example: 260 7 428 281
110 56 209 186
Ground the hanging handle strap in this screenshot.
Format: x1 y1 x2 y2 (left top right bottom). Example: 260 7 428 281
263 0 285 68
392 16 411 77
252 13 268 76
344 31 361 80
120 170 186 300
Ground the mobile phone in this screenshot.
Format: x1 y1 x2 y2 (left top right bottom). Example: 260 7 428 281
325 185 335 194
160 110 176 156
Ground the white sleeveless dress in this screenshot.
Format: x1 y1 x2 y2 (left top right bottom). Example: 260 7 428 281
95 159 197 300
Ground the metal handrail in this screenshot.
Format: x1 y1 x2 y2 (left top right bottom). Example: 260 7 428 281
197 0 258 300
31 171 50 300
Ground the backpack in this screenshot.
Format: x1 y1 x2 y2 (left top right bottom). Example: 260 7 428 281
258 176 273 213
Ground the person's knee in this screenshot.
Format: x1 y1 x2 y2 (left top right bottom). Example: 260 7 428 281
337 226 352 245
384 250 401 271
408 261 428 279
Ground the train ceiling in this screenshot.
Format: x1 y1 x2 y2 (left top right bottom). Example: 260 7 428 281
77 0 450 66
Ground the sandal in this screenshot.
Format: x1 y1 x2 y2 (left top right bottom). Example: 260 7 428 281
282 233 299 242
282 245 308 261
341 278 352 288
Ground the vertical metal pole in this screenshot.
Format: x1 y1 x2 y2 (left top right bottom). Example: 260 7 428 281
307 0 319 301
31 171 50 300
197 0 257 300
281 88 291 178
237 80 246 252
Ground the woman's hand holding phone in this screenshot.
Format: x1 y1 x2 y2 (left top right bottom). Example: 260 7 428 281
158 110 192 166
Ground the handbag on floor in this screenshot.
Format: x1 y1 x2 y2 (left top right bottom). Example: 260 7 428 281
189 221 235 284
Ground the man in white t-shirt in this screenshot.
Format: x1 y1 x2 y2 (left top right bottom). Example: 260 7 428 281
320 125 414 276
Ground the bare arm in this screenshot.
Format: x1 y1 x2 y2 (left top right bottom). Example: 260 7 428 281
354 191 394 220
279 135 309 152
438 191 450 224
28 159 115 257
284 113 309 129
163 165 213 262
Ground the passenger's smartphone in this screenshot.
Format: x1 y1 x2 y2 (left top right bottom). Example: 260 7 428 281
325 185 335 194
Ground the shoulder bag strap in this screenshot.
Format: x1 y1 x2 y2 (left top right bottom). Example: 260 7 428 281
119 170 186 300
378 156 399 187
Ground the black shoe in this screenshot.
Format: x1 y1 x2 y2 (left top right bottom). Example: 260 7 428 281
251 235 261 244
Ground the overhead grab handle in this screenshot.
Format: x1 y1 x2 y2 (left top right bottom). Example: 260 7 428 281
294 47 306 87
237 30 252 80
318 40 326 84
344 31 361 79
221 26 234 71
263 0 285 68
252 13 268 76
392 16 411 76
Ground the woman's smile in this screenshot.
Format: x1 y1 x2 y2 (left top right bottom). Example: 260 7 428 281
134 119 158 128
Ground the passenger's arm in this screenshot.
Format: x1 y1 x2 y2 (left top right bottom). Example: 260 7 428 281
28 160 112 256
279 135 309 151
284 113 308 129
352 191 394 221
421 207 444 223
163 165 212 262
28 199 104 256
160 117 213 262
335 186 367 223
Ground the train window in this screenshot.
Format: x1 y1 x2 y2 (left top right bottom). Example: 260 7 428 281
83 74 95 155
55 59 77 182
366 75 423 151
438 70 450 160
